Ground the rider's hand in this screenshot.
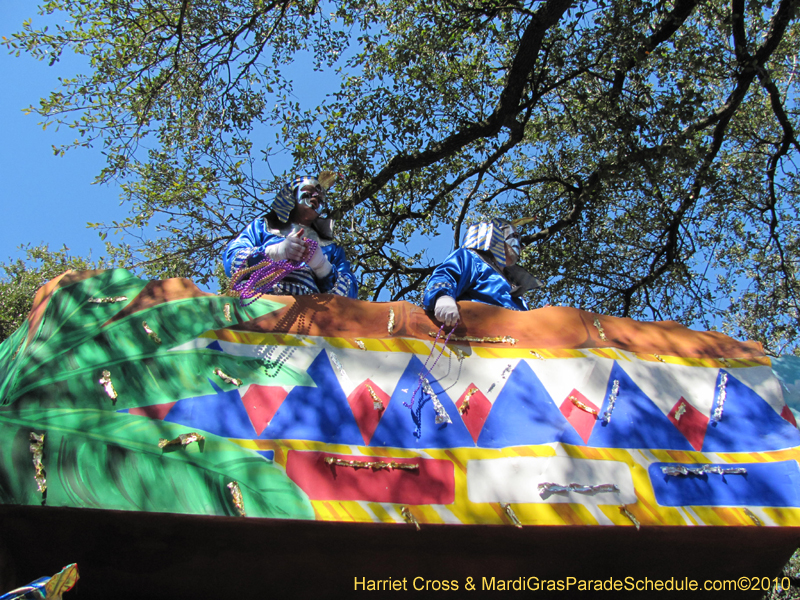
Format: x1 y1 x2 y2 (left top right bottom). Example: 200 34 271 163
306 242 332 278
434 295 460 327
265 229 306 262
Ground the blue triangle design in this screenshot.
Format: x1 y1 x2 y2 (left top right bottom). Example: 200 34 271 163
586 362 694 450
205 340 224 352
702 370 800 452
259 350 364 445
164 378 256 438
477 360 584 448
370 355 475 448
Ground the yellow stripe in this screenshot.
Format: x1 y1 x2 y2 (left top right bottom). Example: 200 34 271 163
589 348 623 360
367 503 398 524
763 508 800 526
691 506 751 526
410 505 446 525
647 449 711 463
632 353 771 368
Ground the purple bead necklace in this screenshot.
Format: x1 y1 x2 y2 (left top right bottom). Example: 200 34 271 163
230 238 319 305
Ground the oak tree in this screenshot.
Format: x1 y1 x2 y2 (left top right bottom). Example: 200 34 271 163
6 0 800 353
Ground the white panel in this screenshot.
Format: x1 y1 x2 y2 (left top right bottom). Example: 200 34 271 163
428 354 520 405
527 356 608 409
217 338 321 379
467 455 637 505
726 366 785 413
322 346 413 398
617 360 720 416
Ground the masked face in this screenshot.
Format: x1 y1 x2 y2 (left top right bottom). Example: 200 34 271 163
502 223 520 266
296 184 326 214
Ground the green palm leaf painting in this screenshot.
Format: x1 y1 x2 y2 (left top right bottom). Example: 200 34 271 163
0 270 314 520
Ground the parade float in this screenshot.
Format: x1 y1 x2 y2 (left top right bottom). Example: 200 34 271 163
1 268 799 598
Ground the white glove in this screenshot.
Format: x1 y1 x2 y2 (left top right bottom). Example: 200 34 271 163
307 243 332 278
434 295 460 327
264 229 305 262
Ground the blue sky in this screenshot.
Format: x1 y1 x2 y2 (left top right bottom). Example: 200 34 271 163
0 3 338 277
0 3 454 298
1 4 443 288
1 2 130 268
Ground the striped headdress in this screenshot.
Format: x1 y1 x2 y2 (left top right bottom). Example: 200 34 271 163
270 171 338 223
271 176 320 223
463 218 509 268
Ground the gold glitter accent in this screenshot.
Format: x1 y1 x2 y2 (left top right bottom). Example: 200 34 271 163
620 505 640 530
501 503 523 528
158 432 205 448
99 370 118 403
88 296 128 304
401 506 420 530
355 339 367 350
744 508 763 526
227 481 246 517
459 387 478 414
365 383 384 411
593 318 607 341
224 303 232 321
30 432 46 494
431 332 517 345
453 347 466 361
674 402 687 421
324 457 418 471
387 309 396 335
652 353 665 363
214 368 242 386
530 350 545 360
142 321 162 344
570 395 598 416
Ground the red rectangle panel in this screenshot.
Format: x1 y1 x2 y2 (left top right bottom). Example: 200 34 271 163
286 451 455 505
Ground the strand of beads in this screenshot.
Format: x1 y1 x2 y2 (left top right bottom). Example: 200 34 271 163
405 322 459 438
230 239 318 305
404 322 459 411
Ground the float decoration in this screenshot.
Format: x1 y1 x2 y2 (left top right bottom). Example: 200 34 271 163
1 268 799 532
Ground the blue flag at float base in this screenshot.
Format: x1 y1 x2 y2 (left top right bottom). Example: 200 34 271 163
772 355 800 423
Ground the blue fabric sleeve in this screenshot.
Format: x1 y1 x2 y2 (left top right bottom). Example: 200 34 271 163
223 218 282 277
423 248 528 311
422 248 474 310
318 244 359 298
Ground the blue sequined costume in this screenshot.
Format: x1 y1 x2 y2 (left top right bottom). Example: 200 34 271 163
422 248 528 312
223 218 358 298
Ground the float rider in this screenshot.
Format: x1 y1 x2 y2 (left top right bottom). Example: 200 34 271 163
423 218 542 326
223 172 358 298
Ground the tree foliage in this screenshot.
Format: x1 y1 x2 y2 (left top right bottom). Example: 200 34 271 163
0 245 99 341
5 0 800 354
